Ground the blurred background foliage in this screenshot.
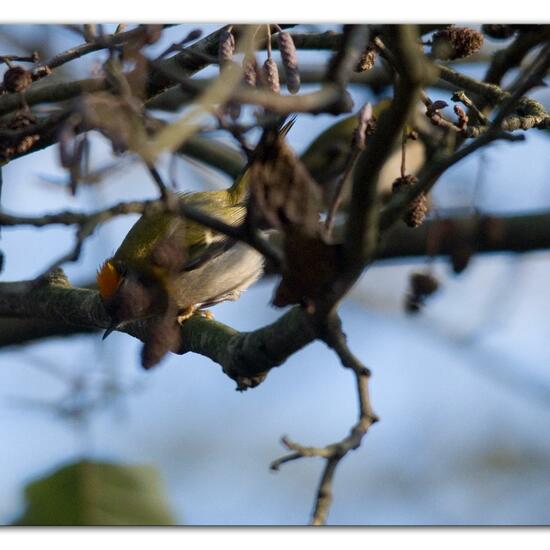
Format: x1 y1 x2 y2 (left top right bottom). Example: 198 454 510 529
16 460 174 525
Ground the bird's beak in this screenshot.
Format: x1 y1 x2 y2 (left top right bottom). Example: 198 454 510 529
102 321 119 340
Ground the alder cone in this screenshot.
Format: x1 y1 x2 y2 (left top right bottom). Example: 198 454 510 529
450 243 473 275
404 193 429 228
405 295 422 314
432 27 484 60
410 272 439 297
355 45 377 72
0 111 39 160
405 271 440 315
3 66 32 93
392 175 429 228
392 174 418 192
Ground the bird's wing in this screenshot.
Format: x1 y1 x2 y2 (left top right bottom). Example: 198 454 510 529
183 238 237 272
178 193 247 272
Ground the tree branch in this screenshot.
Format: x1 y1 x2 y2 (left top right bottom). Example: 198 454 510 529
4 208 550 348
377 209 550 260
0 270 317 390
33 25 177 78
0 192 282 271
0 25 242 118
380 130 524 232
270 312 377 525
484 26 550 86
380 44 550 233
268 26 436 526
345 26 437 273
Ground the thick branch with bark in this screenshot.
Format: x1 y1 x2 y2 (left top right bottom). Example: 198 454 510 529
345 26 437 272
484 26 550 86
0 270 317 390
4 207 550 350
378 210 550 260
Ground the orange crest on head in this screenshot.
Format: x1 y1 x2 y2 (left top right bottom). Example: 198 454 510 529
97 260 121 300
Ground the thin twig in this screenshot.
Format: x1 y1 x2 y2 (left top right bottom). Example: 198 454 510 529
484 26 550 86
420 91 465 134
146 164 169 199
326 25 370 87
400 131 407 178
380 130 525 231
35 220 96 280
492 43 550 128
0 52 39 65
323 100 375 238
451 90 488 126
270 313 377 525
33 25 177 79
0 193 281 268
155 28 203 61
437 63 510 105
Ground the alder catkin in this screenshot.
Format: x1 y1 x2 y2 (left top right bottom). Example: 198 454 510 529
262 57 281 94
353 102 374 150
405 194 429 228
242 53 258 87
410 272 439 297
218 29 235 68
277 31 300 94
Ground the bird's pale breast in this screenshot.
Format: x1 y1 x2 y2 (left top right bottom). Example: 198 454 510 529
171 241 264 309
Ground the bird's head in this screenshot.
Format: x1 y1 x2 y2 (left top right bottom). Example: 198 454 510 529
97 259 168 338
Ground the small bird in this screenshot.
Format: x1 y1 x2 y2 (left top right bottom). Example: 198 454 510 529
97 119 296 344
300 98 427 205
97 175 263 335
96 171 263 338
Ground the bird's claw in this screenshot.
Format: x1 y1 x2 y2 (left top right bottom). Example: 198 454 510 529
177 306 196 325
177 307 214 325
197 309 214 320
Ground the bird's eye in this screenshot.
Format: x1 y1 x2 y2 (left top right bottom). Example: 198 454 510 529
114 261 128 277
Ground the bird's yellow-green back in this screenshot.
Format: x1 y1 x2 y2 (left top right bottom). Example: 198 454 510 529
300 99 394 184
112 190 246 270
97 116 290 301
